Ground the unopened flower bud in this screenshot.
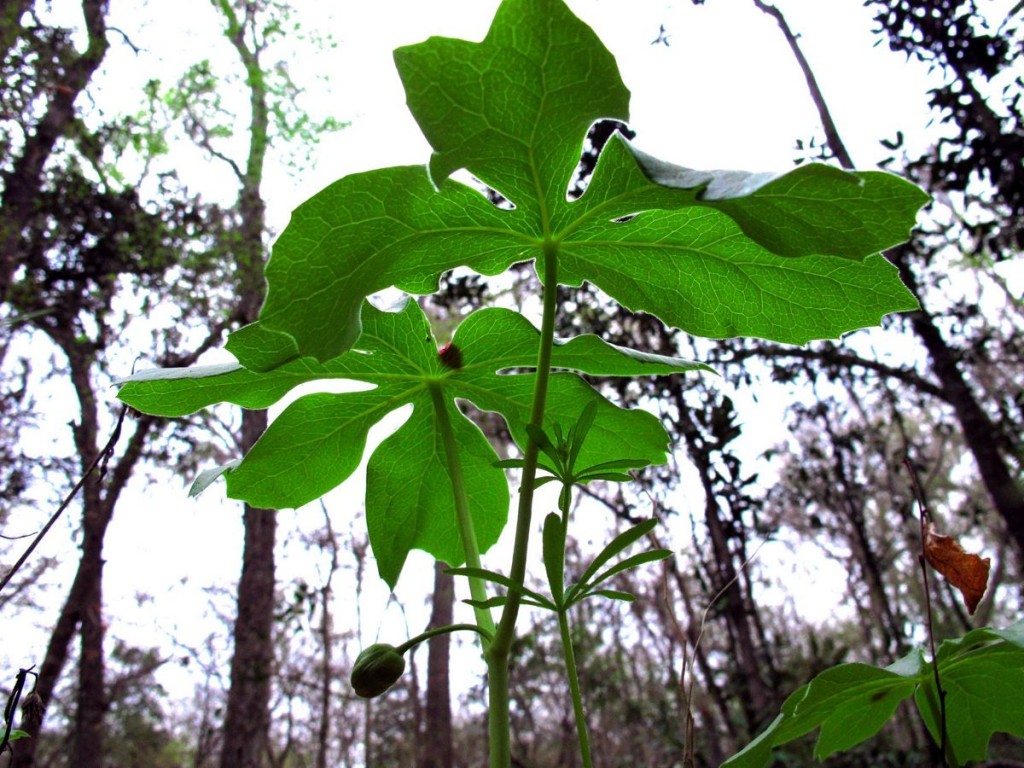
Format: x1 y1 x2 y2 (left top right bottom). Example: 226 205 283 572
350 643 406 698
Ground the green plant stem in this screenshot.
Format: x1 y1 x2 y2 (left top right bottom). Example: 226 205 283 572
557 610 593 768
396 623 494 655
486 242 560 768
429 383 497 644
556 482 594 768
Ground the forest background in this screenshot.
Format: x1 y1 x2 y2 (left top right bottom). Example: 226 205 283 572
1 0 1022 766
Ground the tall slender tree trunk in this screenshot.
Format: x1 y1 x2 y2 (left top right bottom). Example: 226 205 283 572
314 511 339 768
419 561 455 768
893 251 1024 558
214 4 275 765
11 390 156 768
219 485 277 768
671 390 775 735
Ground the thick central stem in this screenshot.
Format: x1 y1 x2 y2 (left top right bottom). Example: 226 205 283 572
486 242 560 767
429 383 497 643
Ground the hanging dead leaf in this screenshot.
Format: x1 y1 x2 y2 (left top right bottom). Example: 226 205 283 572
923 522 991 614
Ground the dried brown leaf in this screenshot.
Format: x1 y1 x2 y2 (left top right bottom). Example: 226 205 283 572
923 521 991 614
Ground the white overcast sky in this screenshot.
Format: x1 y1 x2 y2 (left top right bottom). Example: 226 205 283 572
10 0 1004 701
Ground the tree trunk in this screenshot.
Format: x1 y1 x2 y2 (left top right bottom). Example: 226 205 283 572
672 389 776 735
73 534 106 768
893 250 1024 559
218 416 277 768
213 3 275 765
419 561 455 768
11 398 155 768
315 511 339 768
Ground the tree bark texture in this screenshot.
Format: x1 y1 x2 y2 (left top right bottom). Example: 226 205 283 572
419 561 455 768
218 414 277 768
315 513 339 768
214 3 275 765
11 369 156 768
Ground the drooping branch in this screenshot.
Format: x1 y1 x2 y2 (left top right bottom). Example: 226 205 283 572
720 342 945 401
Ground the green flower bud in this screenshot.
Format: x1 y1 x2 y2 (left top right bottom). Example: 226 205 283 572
350 643 406 698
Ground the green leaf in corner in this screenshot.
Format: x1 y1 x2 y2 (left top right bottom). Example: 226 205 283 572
914 620 1024 765
723 620 1024 767
721 655 921 768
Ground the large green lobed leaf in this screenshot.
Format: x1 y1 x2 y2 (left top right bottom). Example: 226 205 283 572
234 0 926 372
120 300 706 586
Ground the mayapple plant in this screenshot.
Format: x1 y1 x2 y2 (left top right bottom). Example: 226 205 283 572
117 0 1024 765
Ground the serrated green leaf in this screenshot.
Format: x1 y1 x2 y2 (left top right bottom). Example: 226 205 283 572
364 400 506 587
232 0 925 371
915 625 1024 764
120 301 689 587
722 659 920 768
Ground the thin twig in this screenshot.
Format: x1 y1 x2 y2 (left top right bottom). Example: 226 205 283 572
751 0 855 170
637 483 767 767
903 455 949 766
1 666 35 755
0 406 127 594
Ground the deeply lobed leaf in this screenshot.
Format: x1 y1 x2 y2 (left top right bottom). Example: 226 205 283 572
230 0 926 372
119 300 702 586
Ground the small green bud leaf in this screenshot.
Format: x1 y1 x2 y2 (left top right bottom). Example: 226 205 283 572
350 643 406 699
